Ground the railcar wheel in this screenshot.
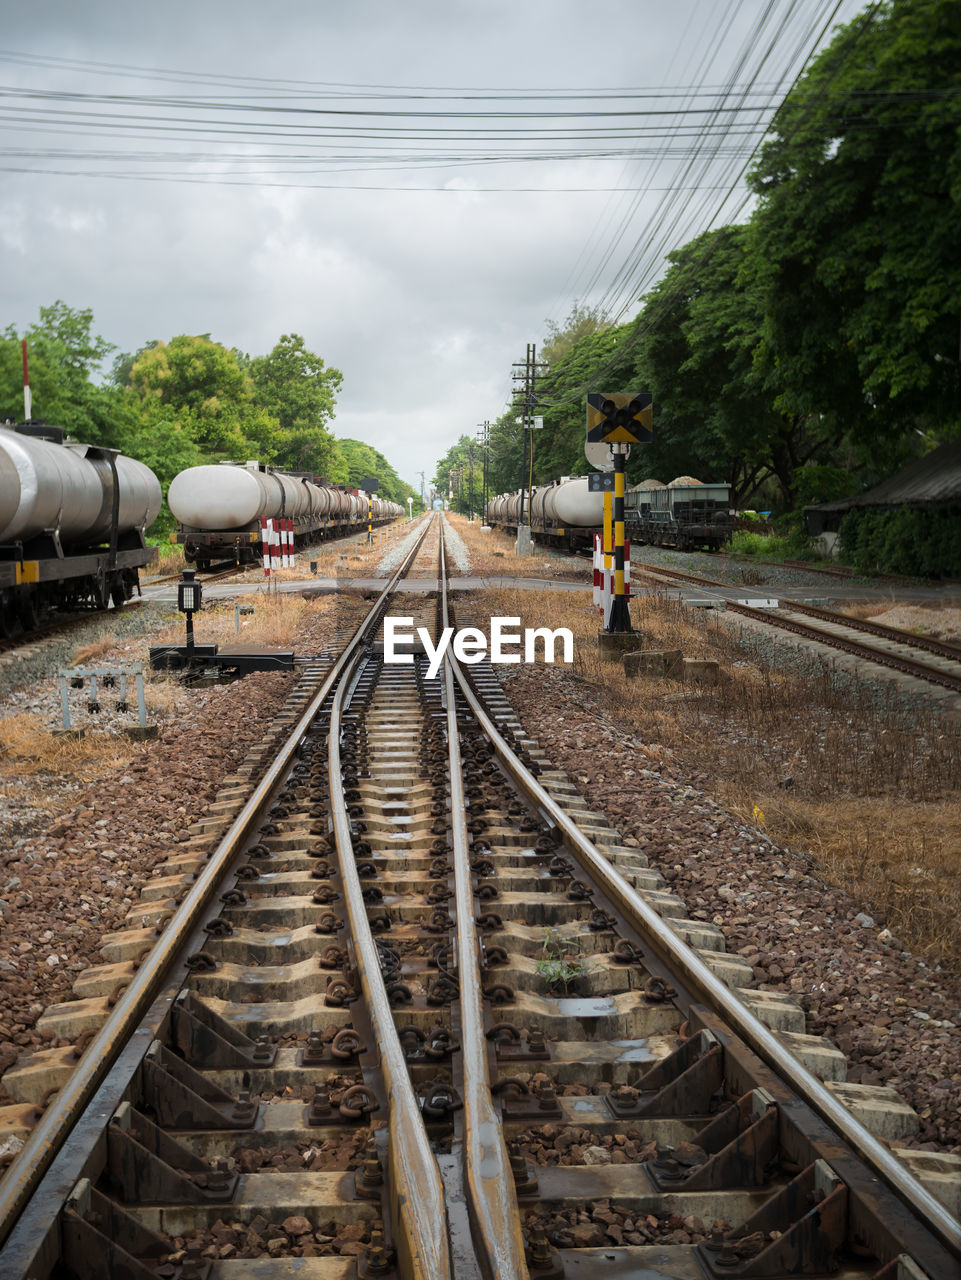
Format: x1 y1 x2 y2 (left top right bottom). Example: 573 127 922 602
110 575 131 609
17 590 40 631
91 575 110 610
0 592 15 637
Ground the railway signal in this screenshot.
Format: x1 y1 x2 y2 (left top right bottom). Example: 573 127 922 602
585 392 653 445
177 568 203 655
585 392 652 633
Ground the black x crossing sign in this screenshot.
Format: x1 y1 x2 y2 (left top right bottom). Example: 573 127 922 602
586 392 653 445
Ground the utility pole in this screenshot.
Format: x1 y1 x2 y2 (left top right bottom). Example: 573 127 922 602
418 471 426 508
466 440 476 521
476 420 490 524
511 343 548 555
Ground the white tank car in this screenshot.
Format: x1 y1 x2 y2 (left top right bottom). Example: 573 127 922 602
0 427 161 543
168 461 320 529
543 476 604 527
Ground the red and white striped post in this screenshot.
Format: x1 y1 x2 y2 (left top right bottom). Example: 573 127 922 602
261 518 271 578
22 339 31 421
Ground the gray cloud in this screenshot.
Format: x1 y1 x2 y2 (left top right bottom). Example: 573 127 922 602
0 1 865 485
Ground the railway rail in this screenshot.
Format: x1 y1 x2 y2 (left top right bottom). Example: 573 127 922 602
632 562 961 695
0 514 959 1277
146 561 259 588
0 598 145 661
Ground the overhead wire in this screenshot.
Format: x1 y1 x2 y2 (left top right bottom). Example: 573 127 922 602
537 0 881 408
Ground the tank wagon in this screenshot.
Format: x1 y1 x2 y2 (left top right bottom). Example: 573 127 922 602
167 460 404 568
485 474 732 552
0 421 162 633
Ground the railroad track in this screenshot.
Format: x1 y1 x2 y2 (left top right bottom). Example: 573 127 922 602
632 562 961 695
0 599 144 660
0 513 959 1277
146 562 258 588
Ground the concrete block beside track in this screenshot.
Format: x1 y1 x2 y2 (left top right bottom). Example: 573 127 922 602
623 649 684 679
682 657 721 685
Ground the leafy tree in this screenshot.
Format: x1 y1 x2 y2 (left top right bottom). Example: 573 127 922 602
337 437 419 506
541 301 611 367
248 334 343 475
0 301 116 438
433 435 484 515
533 322 634 485
128 335 280 461
628 225 820 505
748 0 961 448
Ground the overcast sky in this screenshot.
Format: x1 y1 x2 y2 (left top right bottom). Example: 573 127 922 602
1 1 864 491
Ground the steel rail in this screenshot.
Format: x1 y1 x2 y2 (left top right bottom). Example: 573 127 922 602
727 601 961 693
0 514 436 1257
327 524 454 1280
779 598 961 663
438 519 530 1279
445 645 961 1261
632 562 961 691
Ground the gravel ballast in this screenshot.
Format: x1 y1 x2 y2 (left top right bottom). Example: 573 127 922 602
0 600 346 1093
498 660 961 1153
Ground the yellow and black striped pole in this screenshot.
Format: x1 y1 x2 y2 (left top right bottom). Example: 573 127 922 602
368 495 373 546
607 444 632 632
602 488 613 624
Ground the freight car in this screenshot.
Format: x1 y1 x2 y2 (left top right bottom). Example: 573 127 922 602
485 474 732 552
167 461 404 567
0 421 162 634
629 476 732 550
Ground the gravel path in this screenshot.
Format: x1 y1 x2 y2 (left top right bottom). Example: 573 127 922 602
375 515 432 575
440 517 471 572
500 661 961 1154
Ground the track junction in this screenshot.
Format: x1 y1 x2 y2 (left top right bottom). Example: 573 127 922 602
0 515 959 1279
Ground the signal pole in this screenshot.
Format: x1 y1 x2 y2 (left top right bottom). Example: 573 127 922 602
466 440 476 521
511 343 548 555
476 420 490 523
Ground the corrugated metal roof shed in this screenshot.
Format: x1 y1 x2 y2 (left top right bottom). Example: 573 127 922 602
808 441 961 514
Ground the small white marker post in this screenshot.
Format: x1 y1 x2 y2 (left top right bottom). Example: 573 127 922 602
22 339 31 420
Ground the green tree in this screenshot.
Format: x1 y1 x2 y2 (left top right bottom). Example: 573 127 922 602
128 334 280 461
0 301 116 438
748 0 961 449
433 435 484 515
338 437 419 506
534 322 634 485
248 333 343 475
629 225 814 505
541 301 611 367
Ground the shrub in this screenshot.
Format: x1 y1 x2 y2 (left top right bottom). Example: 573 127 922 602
838 506 961 578
729 530 791 558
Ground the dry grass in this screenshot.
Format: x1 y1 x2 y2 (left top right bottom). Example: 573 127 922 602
154 592 341 650
149 542 187 576
470 586 961 966
0 711 132 780
71 632 118 666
